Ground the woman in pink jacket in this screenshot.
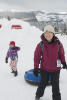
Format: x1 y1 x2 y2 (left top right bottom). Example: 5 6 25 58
34 25 67 100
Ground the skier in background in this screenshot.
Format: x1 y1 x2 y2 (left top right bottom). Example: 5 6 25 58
33 25 67 100
5 41 20 76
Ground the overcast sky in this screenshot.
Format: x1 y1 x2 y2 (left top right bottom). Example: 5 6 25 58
0 0 67 12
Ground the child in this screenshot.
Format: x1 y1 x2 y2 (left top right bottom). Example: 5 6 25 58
33 25 67 100
5 41 20 76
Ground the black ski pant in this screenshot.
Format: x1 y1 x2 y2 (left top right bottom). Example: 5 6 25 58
36 70 61 100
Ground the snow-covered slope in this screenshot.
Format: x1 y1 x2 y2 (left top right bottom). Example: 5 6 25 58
0 18 67 100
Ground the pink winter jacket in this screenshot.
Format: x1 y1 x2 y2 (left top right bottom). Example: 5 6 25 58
34 36 65 72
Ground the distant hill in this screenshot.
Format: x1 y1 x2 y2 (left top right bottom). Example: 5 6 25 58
0 11 67 33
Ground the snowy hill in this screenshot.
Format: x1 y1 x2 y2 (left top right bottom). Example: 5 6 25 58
0 18 67 100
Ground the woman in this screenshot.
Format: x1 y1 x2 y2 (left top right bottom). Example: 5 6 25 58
33 25 67 100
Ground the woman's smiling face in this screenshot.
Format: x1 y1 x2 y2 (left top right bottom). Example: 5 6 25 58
44 31 54 42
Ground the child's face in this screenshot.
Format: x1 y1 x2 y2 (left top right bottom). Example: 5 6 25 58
9 44 14 48
44 31 54 41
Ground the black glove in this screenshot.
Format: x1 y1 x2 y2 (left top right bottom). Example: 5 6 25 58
62 62 67 69
33 68 39 77
5 58 8 63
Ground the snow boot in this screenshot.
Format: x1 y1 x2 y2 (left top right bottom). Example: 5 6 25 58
14 71 18 76
52 93 61 100
35 96 40 100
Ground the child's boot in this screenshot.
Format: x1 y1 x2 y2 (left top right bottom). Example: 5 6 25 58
14 71 18 76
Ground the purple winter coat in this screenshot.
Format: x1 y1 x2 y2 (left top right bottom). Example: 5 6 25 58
6 46 20 60
34 35 65 72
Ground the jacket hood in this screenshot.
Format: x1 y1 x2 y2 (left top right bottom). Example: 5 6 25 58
41 33 45 41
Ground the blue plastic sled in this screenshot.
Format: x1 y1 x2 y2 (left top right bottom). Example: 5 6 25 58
24 69 52 85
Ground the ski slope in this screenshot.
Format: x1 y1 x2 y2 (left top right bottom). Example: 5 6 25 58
0 18 67 100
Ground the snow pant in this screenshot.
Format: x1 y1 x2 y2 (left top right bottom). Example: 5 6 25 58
10 60 18 71
36 70 61 100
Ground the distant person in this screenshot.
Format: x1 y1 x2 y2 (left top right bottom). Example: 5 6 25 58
33 25 67 100
5 41 20 76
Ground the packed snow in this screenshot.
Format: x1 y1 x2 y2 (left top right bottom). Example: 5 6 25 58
0 18 67 100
